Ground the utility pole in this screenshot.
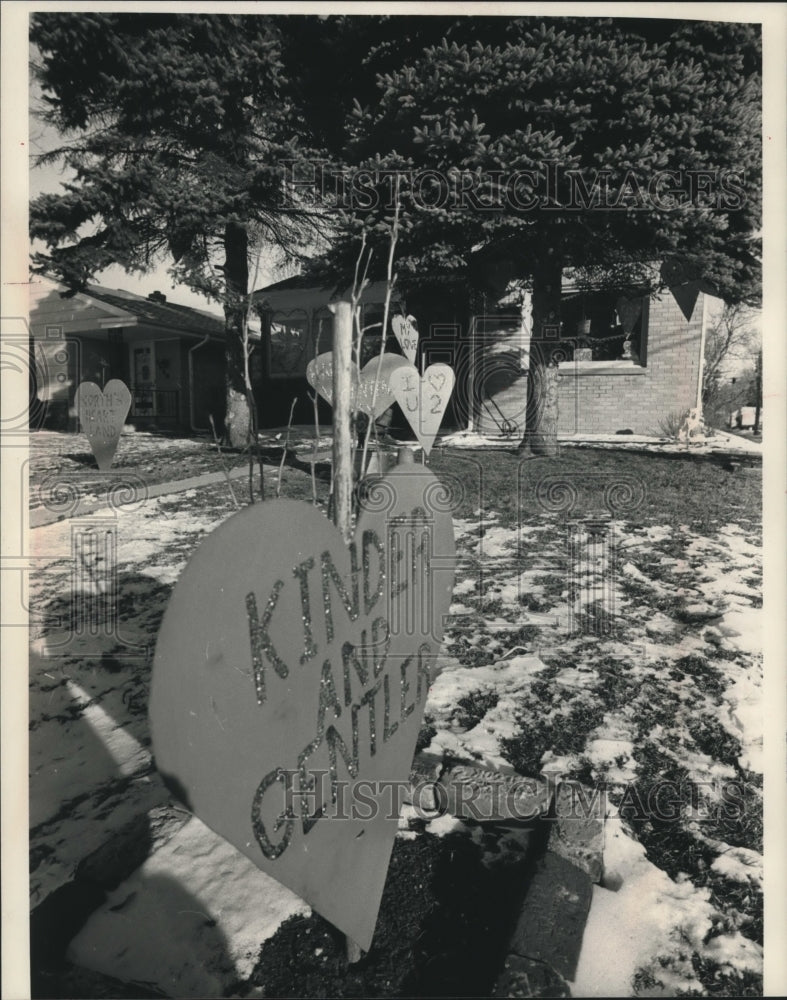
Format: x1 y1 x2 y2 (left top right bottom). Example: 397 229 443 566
753 348 762 435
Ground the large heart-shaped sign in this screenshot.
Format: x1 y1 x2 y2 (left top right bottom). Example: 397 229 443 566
390 363 455 456
391 314 419 365
307 352 409 419
150 464 456 951
75 379 132 471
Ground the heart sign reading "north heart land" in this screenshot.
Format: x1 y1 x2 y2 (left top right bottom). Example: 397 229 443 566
390 363 455 457
391 314 419 365
306 352 409 419
149 464 456 952
75 379 132 471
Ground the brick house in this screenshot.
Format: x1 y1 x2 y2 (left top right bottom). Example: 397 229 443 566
254 270 718 438
553 279 715 437
28 277 229 433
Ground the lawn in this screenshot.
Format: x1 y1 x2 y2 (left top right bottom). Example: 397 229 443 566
28 433 763 997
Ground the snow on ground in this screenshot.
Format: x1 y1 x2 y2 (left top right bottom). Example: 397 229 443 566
68 817 310 999
421 506 763 995
27 442 763 996
573 813 762 997
437 428 763 456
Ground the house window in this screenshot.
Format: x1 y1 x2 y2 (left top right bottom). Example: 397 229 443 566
552 291 648 367
268 312 310 378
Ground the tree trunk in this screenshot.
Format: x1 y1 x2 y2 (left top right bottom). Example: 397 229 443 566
223 221 252 449
519 257 562 456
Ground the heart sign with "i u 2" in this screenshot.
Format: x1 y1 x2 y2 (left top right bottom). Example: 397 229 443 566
389 363 455 457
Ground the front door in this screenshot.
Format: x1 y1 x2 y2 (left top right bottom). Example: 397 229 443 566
132 342 155 416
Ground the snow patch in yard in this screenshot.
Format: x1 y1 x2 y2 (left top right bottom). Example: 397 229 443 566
426 655 549 767
710 846 763 886
425 814 469 838
718 607 761 656
717 669 763 774
68 816 310 998
478 524 518 558
427 656 549 718
574 818 714 995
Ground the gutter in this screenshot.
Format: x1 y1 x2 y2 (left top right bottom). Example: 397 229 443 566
696 292 709 419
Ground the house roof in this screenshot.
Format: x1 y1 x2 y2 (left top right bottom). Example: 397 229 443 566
253 277 401 314
28 277 226 340
83 285 225 337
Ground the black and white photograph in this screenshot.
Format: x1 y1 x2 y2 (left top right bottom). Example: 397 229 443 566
2 2 785 997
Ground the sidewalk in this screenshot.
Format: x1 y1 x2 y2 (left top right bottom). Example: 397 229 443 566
29 464 252 529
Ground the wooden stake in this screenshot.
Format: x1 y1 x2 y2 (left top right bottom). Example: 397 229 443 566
330 297 354 545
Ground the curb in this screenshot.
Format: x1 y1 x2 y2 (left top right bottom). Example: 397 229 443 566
409 752 605 998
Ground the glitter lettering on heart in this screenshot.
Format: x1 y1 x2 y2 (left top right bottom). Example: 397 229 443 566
149 464 456 951
306 352 409 418
75 379 132 471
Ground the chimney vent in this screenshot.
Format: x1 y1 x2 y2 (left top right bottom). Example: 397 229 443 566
148 291 167 304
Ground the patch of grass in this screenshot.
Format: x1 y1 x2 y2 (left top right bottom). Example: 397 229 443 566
594 656 638 710
701 775 763 855
516 592 549 613
633 684 685 737
618 576 684 616
445 635 497 669
415 713 437 754
530 573 566 600
500 700 605 778
681 955 762 997
686 715 742 769
706 874 763 946
624 744 709 879
453 690 500 730
673 655 726 699
566 756 596 784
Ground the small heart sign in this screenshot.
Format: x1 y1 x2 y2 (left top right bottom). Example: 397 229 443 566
307 352 409 419
390 363 455 456
356 354 410 417
75 379 132 471
391 314 419 365
306 353 353 410
150 464 456 951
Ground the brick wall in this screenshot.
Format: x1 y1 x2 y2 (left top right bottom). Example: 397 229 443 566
556 290 705 435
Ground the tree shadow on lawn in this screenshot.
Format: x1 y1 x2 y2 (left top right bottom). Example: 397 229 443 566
30 572 238 998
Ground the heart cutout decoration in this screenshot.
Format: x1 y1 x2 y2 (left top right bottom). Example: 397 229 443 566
390 363 455 456
667 281 702 323
391 314 419 365
75 379 132 471
149 464 456 951
307 352 409 419
306 353 355 410
356 354 410 417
